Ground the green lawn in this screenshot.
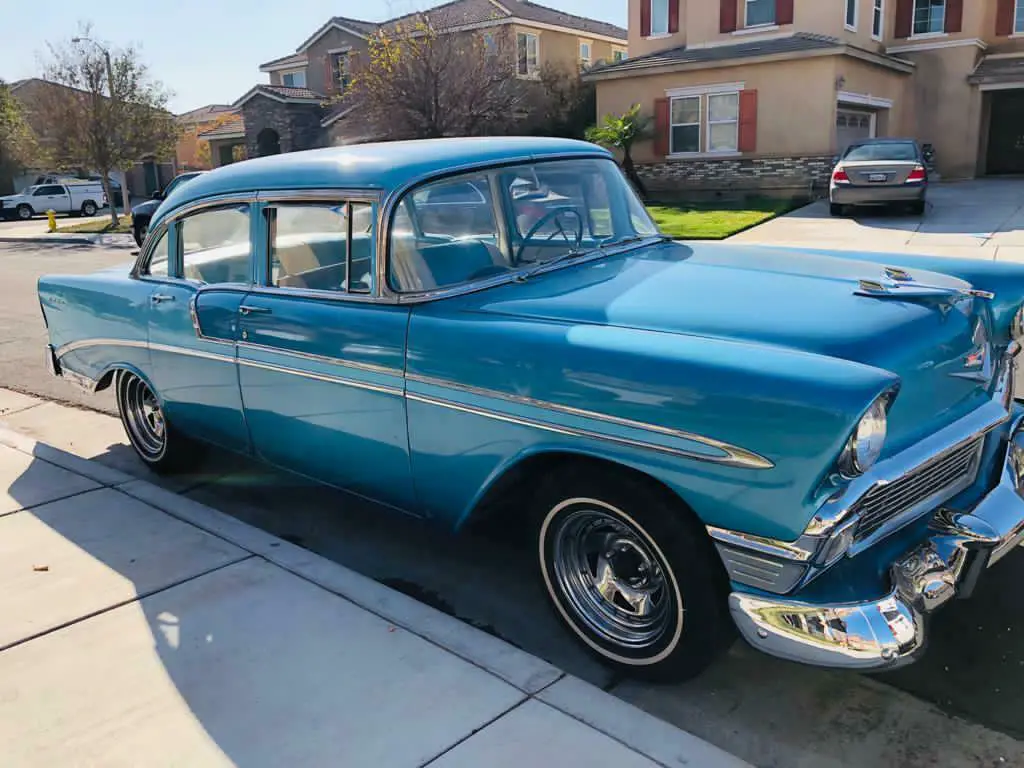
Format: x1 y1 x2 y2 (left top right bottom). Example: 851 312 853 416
647 199 794 240
56 215 133 234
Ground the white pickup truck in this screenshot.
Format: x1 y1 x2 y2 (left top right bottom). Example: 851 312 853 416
0 182 107 221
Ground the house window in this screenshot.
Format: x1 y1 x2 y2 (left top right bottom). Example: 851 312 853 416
912 0 945 35
650 0 669 35
579 41 592 67
670 96 701 154
613 48 628 62
482 32 498 55
707 93 739 152
331 53 352 92
746 0 776 26
845 0 857 29
1016 0 1024 34
517 32 539 76
281 70 306 88
872 0 884 38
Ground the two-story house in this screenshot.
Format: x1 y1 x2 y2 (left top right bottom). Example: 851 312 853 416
213 0 627 166
586 0 1024 196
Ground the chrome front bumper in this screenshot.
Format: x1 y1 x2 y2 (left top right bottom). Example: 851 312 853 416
729 414 1024 670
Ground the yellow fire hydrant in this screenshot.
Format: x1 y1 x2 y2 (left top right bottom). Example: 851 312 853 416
46 210 57 233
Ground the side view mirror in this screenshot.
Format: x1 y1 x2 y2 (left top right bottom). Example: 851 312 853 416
152 190 164 200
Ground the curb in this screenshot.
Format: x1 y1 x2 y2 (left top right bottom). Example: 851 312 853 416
0 233 136 247
0 425 750 768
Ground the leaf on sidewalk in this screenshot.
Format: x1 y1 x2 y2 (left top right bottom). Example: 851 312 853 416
32 565 49 572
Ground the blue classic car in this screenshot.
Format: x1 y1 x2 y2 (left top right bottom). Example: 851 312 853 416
38 137 1024 680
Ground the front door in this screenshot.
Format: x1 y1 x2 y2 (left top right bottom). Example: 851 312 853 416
141 206 252 453
987 90 1024 175
236 198 416 511
33 185 70 213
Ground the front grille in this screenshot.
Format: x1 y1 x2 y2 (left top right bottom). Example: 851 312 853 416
853 436 984 541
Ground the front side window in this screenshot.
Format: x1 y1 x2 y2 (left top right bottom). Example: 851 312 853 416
281 70 307 88
1016 0 1024 34
670 96 701 154
517 32 539 76
913 0 945 34
34 185 62 196
845 0 857 28
707 93 739 152
270 202 373 293
746 0 776 26
180 205 251 284
146 230 169 277
388 159 658 293
650 0 669 35
873 0 884 38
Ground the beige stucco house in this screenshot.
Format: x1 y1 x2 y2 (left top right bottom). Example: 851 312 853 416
212 0 626 167
586 0 1024 196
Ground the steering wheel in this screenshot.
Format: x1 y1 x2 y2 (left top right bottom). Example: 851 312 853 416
514 208 585 265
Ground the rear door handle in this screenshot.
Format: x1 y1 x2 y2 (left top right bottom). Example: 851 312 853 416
151 293 175 304
239 305 271 316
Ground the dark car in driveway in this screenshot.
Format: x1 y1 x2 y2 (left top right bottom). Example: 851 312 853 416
829 138 928 217
131 171 205 246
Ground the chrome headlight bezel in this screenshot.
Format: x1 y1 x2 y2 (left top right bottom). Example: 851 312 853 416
838 394 891 479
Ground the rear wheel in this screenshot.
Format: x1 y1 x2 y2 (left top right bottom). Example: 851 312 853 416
829 202 845 217
81 200 98 217
534 468 732 681
909 200 926 216
115 371 204 474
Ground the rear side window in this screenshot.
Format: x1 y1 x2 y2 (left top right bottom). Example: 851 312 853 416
268 202 374 294
844 142 918 162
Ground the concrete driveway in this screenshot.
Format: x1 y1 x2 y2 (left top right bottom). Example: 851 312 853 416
731 178 1024 261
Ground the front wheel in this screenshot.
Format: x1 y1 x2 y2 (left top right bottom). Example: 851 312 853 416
133 218 149 247
115 371 204 474
16 204 32 220
534 469 732 681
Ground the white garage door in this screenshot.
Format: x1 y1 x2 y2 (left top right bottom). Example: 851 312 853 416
836 109 874 155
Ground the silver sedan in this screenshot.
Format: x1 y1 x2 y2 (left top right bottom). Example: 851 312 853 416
829 138 928 216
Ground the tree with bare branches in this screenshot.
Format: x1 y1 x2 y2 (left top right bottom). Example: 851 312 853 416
0 80 40 194
351 20 526 140
34 28 179 225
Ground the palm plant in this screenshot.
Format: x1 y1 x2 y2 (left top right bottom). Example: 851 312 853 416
586 104 651 199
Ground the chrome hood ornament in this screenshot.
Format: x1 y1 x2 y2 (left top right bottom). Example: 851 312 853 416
856 266 994 301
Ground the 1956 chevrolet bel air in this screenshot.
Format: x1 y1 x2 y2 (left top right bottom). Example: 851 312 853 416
38 137 1024 680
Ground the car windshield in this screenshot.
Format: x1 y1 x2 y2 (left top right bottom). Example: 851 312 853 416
388 157 659 293
844 142 918 162
163 173 199 197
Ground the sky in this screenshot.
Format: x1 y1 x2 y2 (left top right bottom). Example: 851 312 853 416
0 0 627 114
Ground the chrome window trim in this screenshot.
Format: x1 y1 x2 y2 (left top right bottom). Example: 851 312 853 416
256 188 382 204
189 286 250 346
237 339 402 378
407 372 773 470
132 220 172 278
375 152 618 304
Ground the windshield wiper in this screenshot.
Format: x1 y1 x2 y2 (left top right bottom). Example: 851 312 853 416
515 247 593 282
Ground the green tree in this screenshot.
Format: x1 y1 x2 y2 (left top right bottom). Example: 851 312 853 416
586 104 651 199
0 81 39 194
35 28 179 225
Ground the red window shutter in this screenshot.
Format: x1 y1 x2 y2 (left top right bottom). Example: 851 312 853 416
668 0 680 33
654 97 670 157
996 0 1015 36
323 55 334 94
720 0 738 33
738 89 758 153
776 0 795 25
641 0 652 37
894 0 913 38
945 0 963 33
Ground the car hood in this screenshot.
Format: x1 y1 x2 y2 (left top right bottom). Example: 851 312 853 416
458 241 997 453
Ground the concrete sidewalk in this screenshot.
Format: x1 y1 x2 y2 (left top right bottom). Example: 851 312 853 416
0 425 746 767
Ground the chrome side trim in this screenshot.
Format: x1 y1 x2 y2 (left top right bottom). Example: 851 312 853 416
55 338 150 359
706 527 813 563
407 372 774 470
407 391 767 467
237 357 404 396
237 340 402 378
149 342 235 364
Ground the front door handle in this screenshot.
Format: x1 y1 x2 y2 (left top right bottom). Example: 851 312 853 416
239 305 271 316
151 293 175 304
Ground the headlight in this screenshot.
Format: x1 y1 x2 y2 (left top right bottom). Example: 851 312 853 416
1011 305 1024 342
838 397 888 477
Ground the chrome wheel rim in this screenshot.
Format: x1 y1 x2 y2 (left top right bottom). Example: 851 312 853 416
84 204 95 216
551 506 674 649
18 207 30 220
122 376 165 459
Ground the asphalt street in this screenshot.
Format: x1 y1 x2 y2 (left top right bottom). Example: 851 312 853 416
2 240 1022 767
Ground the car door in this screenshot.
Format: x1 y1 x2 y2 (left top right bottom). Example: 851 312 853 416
136 203 252 453
33 185 69 213
235 196 416 511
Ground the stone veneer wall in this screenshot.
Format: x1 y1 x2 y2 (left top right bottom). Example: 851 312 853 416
242 97 327 158
638 155 834 200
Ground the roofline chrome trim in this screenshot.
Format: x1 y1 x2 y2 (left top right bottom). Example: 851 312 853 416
407 373 774 470
237 340 403 378
255 188 383 204
237 357 404 396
